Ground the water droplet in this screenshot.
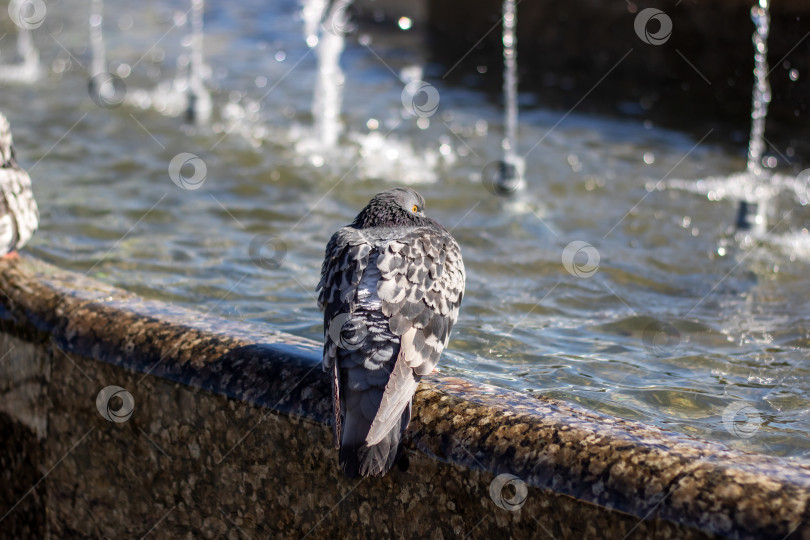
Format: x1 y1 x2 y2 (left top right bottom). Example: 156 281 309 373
397 17 413 30
643 152 655 164
255 76 267 88
274 51 286 62
416 117 430 130
789 68 799 81
366 118 379 130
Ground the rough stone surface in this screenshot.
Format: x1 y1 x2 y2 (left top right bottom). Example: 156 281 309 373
0 255 808 539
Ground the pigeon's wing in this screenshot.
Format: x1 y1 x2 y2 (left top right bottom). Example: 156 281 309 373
316 226 372 448
0 184 14 254
0 167 38 251
366 225 465 445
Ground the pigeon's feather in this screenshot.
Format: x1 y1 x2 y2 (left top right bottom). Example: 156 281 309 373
0 197 14 252
366 226 464 444
365 327 419 446
316 188 465 477
0 113 38 255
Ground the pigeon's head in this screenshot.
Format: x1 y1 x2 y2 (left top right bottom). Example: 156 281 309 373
351 188 435 229
0 113 14 168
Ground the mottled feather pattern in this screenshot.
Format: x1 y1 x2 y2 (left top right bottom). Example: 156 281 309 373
317 188 465 477
0 112 38 254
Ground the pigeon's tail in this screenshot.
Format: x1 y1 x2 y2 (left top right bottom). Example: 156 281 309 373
339 402 411 478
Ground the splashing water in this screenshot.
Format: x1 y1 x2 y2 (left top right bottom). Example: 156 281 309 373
126 3 211 122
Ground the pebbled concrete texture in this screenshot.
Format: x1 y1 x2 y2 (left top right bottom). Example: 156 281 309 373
0 255 808 539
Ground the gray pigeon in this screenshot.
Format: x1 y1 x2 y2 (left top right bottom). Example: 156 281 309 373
0 112 38 256
317 188 465 477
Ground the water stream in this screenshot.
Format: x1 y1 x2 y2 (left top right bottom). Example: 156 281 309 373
667 0 808 244
309 0 351 150
0 27 39 84
89 0 106 80
186 0 212 124
746 0 772 179
735 0 773 235
499 0 524 192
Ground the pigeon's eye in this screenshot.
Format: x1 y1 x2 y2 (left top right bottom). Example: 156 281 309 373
412 205 419 212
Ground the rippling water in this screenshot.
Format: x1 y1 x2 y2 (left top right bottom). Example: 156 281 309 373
3 0 810 458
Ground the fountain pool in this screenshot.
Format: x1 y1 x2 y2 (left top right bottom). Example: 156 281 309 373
2 0 809 461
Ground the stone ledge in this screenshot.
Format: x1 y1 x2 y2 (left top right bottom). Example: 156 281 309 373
0 255 808 539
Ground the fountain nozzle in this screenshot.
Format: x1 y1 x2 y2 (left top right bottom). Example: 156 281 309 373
735 198 768 236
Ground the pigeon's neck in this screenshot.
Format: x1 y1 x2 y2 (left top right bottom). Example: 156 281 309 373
350 203 421 229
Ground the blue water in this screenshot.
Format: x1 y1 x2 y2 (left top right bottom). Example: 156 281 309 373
2 0 809 458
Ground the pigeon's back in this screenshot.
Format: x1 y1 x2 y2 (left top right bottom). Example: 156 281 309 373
318 188 465 478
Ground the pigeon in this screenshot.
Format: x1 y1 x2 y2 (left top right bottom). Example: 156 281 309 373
0 112 38 257
317 187 465 478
